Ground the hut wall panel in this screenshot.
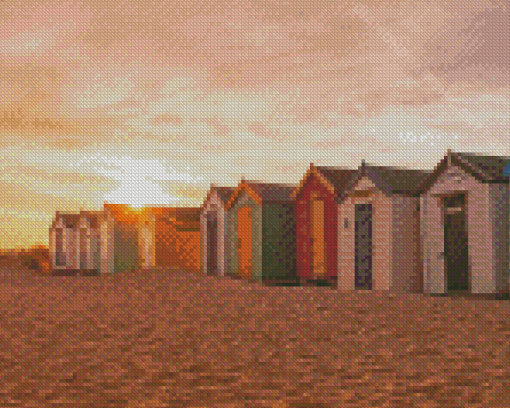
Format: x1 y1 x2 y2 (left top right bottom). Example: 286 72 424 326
295 174 338 280
262 203 296 280
391 195 422 293
421 164 492 294
489 182 510 293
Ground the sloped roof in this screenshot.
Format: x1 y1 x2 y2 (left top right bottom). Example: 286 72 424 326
227 180 297 208
54 213 81 229
338 162 431 202
417 150 510 194
455 152 510 182
243 181 297 202
201 185 236 211
79 211 103 229
215 186 236 203
291 164 357 200
315 166 358 194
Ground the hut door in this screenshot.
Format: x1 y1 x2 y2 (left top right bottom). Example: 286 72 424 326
56 228 65 267
311 199 326 277
207 213 218 275
443 194 469 292
238 207 252 278
355 203 373 289
80 228 87 269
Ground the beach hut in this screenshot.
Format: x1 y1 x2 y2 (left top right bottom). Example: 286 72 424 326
49 212 81 273
49 210 105 274
200 184 235 276
151 207 202 272
418 150 510 295
225 180 297 284
337 161 430 292
291 164 357 286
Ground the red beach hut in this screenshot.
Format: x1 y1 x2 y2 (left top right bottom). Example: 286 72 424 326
291 164 357 286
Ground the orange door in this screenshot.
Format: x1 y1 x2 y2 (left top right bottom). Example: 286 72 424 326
238 207 252 278
311 199 326 276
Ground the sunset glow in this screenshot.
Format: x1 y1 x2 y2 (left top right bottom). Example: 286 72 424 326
0 0 508 249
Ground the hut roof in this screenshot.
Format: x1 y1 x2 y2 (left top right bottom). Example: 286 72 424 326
215 186 236 203
338 162 430 202
227 180 297 208
416 150 510 194
79 211 103 229
291 164 357 200
455 152 510 182
200 185 236 211
53 213 81 229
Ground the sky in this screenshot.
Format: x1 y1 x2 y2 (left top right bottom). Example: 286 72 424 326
0 0 508 249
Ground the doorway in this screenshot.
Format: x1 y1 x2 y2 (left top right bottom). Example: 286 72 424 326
311 198 326 277
238 207 252 278
80 227 87 270
443 194 469 292
206 212 218 275
56 228 65 267
355 203 373 290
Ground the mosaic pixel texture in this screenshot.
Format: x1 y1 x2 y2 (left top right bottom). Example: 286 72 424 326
0 0 509 407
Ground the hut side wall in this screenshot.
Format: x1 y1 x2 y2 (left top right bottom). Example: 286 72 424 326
391 195 422 292
337 177 392 291
420 164 494 294
262 203 296 281
295 173 338 280
489 182 510 293
227 192 262 279
174 216 201 273
201 191 228 276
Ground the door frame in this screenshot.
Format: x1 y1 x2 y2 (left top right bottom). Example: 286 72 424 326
439 191 470 293
354 202 373 290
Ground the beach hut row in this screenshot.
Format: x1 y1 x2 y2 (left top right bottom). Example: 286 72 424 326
201 150 510 295
49 204 202 274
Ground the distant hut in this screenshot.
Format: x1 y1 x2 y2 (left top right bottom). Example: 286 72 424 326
225 179 297 284
291 164 357 286
337 161 430 292
151 207 201 272
49 210 105 274
49 212 81 274
418 150 510 295
200 184 235 276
